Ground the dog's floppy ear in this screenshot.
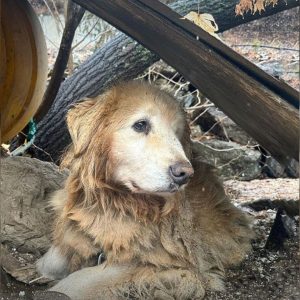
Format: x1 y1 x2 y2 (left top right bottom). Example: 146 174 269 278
63 90 116 200
66 99 97 154
63 88 116 169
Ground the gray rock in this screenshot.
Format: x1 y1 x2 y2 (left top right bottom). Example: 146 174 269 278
265 209 297 250
262 156 299 179
192 139 262 180
0 156 67 284
0 156 67 252
285 159 299 178
257 60 299 79
34 291 71 300
263 156 286 178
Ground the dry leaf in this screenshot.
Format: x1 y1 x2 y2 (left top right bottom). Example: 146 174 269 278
255 0 267 13
236 0 279 16
182 12 221 40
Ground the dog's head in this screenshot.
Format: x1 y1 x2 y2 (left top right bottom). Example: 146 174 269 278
65 81 193 196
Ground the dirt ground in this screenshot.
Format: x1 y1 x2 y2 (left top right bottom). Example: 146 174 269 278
209 240 300 300
221 8 299 90
206 213 299 300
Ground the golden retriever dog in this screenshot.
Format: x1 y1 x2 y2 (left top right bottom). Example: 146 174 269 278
37 81 253 300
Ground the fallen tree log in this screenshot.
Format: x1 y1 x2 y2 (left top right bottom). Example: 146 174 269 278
31 0 299 162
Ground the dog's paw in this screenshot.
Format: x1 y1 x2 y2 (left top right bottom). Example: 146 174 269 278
37 246 69 280
155 269 205 300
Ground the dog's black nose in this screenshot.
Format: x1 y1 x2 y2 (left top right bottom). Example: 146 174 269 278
169 162 194 186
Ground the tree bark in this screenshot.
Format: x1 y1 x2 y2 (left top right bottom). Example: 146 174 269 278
32 0 299 162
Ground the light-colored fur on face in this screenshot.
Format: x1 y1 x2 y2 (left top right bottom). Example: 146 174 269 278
108 83 191 194
37 81 254 300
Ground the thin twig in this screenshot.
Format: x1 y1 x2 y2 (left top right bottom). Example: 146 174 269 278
49 0 64 30
42 0 63 34
217 152 243 169
72 19 100 50
149 70 184 86
14 132 55 163
77 29 112 51
200 117 227 137
185 99 213 110
29 276 46 284
45 36 59 49
193 140 252 152
190 106 211 125
231 44 299 52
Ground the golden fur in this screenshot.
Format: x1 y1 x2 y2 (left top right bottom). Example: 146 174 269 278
38 81 253 300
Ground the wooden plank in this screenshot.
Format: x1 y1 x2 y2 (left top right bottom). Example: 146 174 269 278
72 0 299 162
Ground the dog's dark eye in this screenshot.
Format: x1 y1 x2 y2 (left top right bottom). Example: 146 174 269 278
132 120 150 134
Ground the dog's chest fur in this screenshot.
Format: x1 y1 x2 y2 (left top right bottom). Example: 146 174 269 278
66 198 197 270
